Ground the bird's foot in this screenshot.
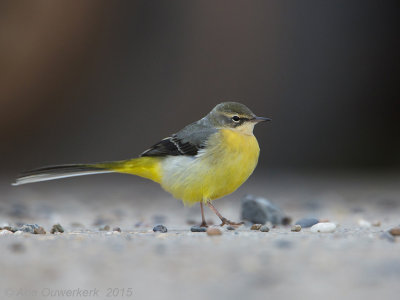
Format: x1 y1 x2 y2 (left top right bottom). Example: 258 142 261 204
199 221 208 228
219 217 244 227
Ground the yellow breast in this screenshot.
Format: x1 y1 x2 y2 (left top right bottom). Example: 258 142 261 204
160 128 260 205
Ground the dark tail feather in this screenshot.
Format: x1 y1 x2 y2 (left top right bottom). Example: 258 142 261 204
12 164 113 186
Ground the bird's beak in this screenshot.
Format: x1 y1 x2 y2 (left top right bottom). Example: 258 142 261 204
251 116 271 123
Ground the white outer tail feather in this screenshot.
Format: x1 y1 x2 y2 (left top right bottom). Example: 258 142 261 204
12 170 113 186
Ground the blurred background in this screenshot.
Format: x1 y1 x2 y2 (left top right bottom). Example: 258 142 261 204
1 2 400 300
1 0 399 174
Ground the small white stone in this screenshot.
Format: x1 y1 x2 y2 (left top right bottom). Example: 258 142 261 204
310 222 336 233
14 231 23 235
357 219 371 228
0 230 13 235
372 220 381 227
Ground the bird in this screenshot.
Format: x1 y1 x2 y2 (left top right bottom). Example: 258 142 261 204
13 102 270 226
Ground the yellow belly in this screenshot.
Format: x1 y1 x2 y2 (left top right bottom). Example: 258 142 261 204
160 129 260 205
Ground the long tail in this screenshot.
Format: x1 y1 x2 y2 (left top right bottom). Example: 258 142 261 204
12 157 162 186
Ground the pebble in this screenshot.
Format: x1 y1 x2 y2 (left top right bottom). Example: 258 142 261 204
251 224 262 230
372 221 381 227
14 231 23 235
291 225 302 232
100 225 110 231
153 225 168 233
310 222 336 233
19 224 39 234
2 226 18 233
0 230 13 235
113 227 122 232
357 219 371 228
260 225 270 232
389 227 400 236
33 226 46 234
190 226 207 232
241 194 285 225
295 218 319 228
206 227 222 236
51 224 64 234
226 226 236 231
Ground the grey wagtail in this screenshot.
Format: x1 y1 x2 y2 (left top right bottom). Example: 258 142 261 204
13 102 270 226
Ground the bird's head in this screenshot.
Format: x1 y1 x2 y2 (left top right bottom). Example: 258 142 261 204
207 102 271 135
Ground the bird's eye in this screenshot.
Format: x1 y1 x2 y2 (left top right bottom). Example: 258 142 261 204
232 116 240 122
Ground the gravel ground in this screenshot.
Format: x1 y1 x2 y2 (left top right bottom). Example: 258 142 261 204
0 172 399 300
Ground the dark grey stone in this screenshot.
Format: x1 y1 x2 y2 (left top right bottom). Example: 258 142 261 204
153 224 168 233
241 194 285 225
190 226 207 232
226 226 236 231
51 224 64 234
260 225 270 232
113 227 122 232
295 218 319 228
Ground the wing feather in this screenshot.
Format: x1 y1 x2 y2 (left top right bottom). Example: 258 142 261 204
140 135 200 157
140 121 217 157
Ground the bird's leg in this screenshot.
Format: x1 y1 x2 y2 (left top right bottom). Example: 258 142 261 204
199 202 208 227
206 202 244 227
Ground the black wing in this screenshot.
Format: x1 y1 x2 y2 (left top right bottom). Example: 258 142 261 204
140 135 201 157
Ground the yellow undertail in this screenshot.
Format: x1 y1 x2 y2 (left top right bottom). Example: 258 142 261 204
12 157 163 186
96 157 163 183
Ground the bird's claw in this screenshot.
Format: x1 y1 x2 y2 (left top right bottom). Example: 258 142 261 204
219 217 244 227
